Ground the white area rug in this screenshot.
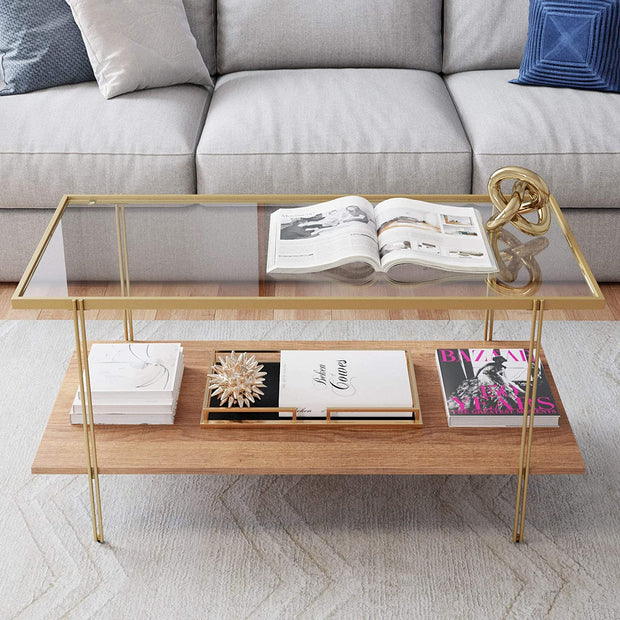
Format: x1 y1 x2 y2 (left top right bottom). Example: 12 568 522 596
0 320 619 619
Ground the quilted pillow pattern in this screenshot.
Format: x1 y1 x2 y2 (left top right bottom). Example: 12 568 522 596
511 0 620 92
0 0 94 96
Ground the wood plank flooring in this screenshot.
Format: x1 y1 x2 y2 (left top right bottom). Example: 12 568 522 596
2 282 619 321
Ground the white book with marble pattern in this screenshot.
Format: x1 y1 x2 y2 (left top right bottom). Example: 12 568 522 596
75 343 184 403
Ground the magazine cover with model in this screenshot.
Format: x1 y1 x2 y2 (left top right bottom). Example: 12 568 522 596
435 348 559 427
266 196 499 275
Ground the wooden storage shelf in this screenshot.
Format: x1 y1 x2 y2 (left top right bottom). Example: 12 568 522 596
32 340 585 476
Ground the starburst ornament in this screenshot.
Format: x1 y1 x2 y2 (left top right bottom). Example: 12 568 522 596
208 351 267 407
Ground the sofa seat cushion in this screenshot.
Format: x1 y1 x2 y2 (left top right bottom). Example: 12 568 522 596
196 69 472 195
0 82 211 208
445 69 620 207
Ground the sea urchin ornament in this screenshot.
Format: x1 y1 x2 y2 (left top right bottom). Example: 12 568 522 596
208 351 267 407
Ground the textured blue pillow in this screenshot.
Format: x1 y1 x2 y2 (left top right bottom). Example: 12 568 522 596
0 0 94 96
511 0 620 92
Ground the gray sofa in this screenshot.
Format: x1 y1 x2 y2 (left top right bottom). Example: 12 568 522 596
1 0 618 282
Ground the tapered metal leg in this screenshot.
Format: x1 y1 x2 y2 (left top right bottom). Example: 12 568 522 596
484 309 495 341
513 299 544 542
115 203 134 341
72 299 104 543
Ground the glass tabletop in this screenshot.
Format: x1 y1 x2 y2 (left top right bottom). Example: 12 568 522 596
13 194 603 311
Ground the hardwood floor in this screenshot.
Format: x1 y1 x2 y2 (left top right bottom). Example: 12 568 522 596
2 282 619 321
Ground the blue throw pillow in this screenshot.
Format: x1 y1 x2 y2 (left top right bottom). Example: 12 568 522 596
511 0 620 93
0 0 94 96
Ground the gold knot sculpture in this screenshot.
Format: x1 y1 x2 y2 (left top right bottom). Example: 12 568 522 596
487 229 548 296
208 351 266 408
486 167 551 236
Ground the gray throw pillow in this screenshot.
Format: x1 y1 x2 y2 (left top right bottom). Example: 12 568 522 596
65 0 213 99
0 0 94 96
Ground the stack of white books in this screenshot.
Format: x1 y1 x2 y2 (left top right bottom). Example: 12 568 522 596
70 343 184 425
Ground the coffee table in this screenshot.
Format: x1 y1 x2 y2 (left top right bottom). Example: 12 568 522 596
12 193 604 544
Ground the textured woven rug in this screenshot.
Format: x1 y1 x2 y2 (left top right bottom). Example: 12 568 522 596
1 320 619 619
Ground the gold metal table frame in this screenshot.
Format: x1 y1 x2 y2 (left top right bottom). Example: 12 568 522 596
12 193 605 545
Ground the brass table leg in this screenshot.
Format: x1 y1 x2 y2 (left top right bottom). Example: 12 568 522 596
72 299 104 543
513 299 545 542
484 309 495 341
484 279 495 342
115 203 134 342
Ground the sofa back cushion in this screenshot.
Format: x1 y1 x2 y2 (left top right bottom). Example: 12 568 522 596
443 0 529 74
216 0 443 74
183 0 217 75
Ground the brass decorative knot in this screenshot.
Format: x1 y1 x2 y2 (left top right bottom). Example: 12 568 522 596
486 166 551 236
487 229 548 296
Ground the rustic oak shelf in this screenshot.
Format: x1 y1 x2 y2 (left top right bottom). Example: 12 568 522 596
32 340 585 477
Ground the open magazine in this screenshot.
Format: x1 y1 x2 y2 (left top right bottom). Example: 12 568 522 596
266 196 499 275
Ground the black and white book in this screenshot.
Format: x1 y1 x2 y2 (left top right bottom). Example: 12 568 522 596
71 343 184 425
267 196 498 276
435 348 559 427
278 350 414 419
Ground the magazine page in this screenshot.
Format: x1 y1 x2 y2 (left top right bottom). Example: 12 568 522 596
374 198 498 274
266 196 381 274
